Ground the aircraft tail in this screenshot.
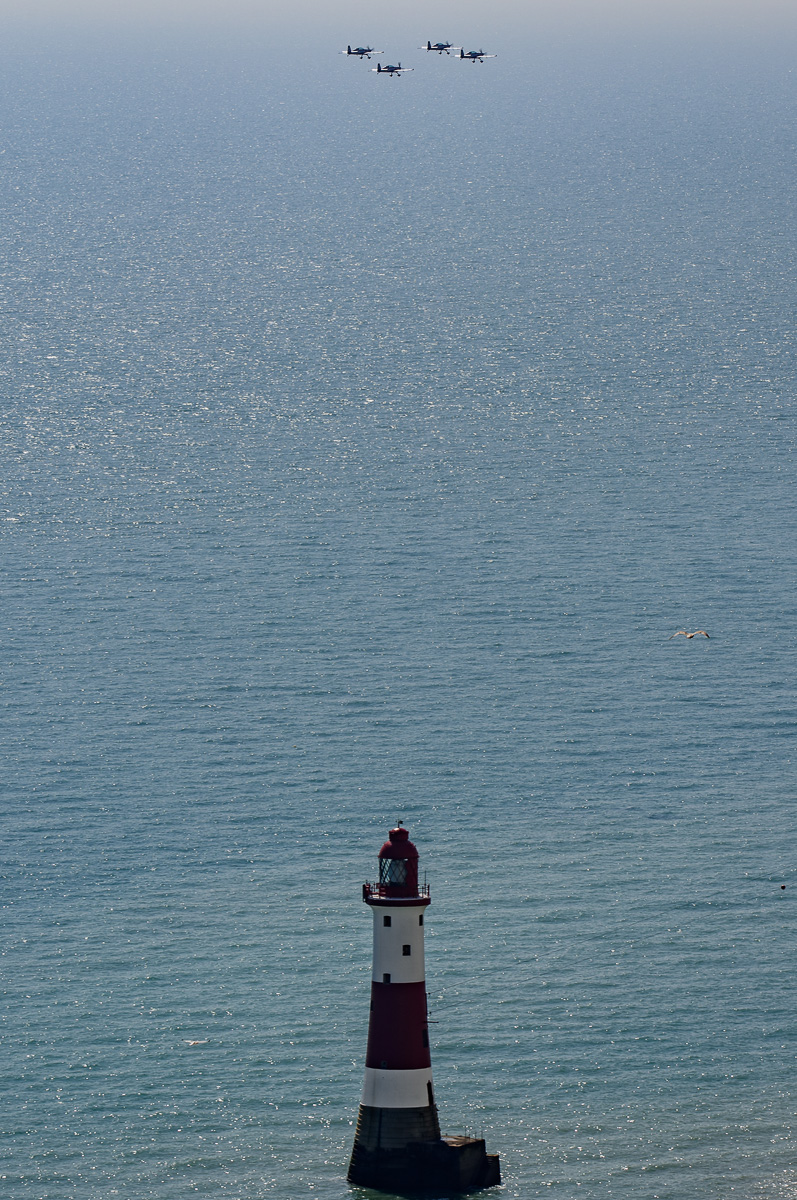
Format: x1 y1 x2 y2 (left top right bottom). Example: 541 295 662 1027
347 45 352 54
460 48 464 58
427 41 432 50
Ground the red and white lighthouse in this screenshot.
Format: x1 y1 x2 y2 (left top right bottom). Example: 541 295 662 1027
348 824 500 1194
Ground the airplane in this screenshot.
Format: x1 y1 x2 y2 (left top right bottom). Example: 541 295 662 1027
342 45 383 59
372 62 414 77
420 40 461 54
459 48 498 63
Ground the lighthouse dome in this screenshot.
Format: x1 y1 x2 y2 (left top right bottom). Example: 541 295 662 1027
377 825 419 896
378 824 417 860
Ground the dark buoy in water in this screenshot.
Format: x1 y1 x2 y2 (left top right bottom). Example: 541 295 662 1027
347 824 500 1194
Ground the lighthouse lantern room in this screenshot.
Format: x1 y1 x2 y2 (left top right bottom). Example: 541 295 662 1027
347 824 500 1194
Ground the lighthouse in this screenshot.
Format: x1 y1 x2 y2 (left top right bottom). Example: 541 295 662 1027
348 824 500 1193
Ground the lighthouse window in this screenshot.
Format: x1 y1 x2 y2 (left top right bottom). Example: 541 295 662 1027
383 915 391 927
383 973 391 984
418 914 424 926
422 1029 429 1048
379 857 407 886
402 944 411 956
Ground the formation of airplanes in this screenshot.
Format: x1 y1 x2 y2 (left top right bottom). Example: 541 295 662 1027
342 38 497 77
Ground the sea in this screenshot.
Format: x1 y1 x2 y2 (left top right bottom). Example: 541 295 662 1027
1 12 796 1200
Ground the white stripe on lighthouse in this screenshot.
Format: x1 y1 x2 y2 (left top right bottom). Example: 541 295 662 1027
361 1066 434 1108
371 904 427 984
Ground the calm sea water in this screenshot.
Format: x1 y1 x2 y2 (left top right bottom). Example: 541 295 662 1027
1 20 796 1200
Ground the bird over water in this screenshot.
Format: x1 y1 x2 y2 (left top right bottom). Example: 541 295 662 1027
669 630 710 639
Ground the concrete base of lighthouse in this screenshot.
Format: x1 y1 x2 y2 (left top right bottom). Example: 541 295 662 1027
348 1105 501 1194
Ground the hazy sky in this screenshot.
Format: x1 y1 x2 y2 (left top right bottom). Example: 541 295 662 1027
2 0 796 40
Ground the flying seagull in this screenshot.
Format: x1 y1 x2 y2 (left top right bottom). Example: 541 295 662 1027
669 630 710 639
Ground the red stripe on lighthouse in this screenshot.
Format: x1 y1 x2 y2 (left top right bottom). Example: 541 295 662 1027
365 981 431 1071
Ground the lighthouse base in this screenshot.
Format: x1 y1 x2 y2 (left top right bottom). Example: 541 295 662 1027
348 1132 500 1195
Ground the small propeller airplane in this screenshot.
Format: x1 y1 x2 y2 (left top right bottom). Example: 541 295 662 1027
420 40 461 54
372 62 414 77
459 48 498 63
342 45 383 59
